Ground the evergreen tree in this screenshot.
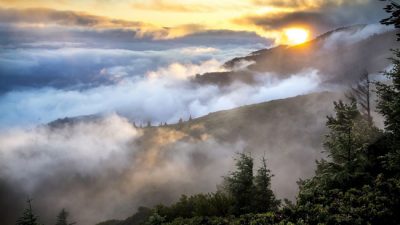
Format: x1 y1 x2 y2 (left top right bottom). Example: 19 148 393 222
55 209 75 225
377 0 400 173
224 152 255 215
254 156 280 213
324 98 361 165
16 199 41 225
324 98 379 168
347 71 373 125
376 50 400 171
146 213 165 225
380 0 400 40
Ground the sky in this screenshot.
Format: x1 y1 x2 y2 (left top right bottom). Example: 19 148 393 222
0 0 388 43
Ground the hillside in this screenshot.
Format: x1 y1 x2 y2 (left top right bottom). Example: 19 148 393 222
135 92 343 199
92 91 343 225
194 25 398 86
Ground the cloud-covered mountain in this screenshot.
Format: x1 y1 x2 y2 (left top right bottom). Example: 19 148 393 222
195 24 398 86
1 24 395 129
0 91 342 225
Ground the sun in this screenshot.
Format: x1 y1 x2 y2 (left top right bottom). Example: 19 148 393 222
284 28 310 45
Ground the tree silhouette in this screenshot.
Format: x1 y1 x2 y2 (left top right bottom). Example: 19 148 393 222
380 0 400 40
16 199 41 225
347 71 373 125
55 209 75 225
224 153 255 215
254 156 280 212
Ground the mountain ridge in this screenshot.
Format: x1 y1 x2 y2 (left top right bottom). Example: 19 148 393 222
194 25 397 86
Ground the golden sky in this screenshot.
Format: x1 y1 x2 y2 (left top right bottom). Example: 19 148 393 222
0 0 379 44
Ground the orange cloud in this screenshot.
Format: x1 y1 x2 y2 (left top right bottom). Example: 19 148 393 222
131 0 212 12
0 7 147 28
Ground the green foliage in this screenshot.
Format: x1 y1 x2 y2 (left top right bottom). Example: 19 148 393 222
279 86 400 224
16 199 42 225
146 213 165 225
120 207 153 225
376 50 400 172
152 213 279 225
285 174 400 225
324 98 380 167
254 157 280 213
155 192 234 221
152 153 279 224
224 153 256 215
96 207 152 225
380 0 400 40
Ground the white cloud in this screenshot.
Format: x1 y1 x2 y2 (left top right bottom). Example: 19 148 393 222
0 63 321 128
0 114 242 224
323 24 393 50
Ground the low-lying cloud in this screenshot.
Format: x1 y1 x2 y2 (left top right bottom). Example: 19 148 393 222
0 115 241 225
0 60 321 128
322 23 393 49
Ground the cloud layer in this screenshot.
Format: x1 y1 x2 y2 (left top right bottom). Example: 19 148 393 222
0 115 241 225
0 60 321 128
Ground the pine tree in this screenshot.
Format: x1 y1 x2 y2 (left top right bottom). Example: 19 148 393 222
254 156 280 212
324 98 361 165
376 50 400 171
377 0 400 172
347 71 373 125
16 199 41 225
224 152 255 215
377 50 400 142
55 209 75 225
380 0 400 40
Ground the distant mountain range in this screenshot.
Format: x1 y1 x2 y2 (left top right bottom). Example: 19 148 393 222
194 25 398 86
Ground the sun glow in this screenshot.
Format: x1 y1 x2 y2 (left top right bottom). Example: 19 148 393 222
284 28 310 45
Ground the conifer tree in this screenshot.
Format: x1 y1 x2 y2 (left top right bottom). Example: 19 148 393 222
224 152 255 215
380 0 400 40
347 71 373 125
324 98 361 165
376 50 400 171
254 156 280 212
16 199 41 225
55 209 75 225
377 0 400 172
